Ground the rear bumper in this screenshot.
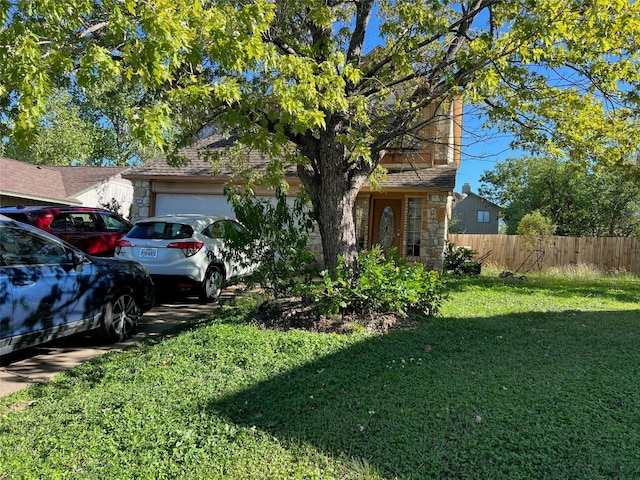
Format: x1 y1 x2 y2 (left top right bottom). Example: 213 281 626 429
150 274 200 293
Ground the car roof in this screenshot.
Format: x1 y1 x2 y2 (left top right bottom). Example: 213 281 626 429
0 215 81 249
0 205 114 214
136 214 234 224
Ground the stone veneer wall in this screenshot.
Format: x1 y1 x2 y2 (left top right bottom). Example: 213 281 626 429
421 193 450 271
130 180 151 222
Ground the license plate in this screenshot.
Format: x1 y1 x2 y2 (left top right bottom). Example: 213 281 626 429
139 247 158 258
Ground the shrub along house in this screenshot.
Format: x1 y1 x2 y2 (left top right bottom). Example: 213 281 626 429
125 101 462 269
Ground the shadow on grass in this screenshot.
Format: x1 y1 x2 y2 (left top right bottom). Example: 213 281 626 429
208 309 640 479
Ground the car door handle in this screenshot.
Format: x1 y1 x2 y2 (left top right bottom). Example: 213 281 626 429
14 280 36 287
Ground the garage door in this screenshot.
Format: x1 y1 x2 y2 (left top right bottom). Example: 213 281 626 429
155 194 235 217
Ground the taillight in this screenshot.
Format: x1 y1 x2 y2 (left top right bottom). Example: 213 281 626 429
167 241 204 257
115 239 131 255
34 214 54 231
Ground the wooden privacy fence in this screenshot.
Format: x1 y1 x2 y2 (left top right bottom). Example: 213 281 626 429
448 234 640 274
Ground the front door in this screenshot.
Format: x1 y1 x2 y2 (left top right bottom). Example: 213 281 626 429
371 199 403 253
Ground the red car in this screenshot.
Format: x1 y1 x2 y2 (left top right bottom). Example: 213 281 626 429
0 206 132 257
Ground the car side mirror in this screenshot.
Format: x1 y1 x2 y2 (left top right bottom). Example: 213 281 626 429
70 251 87 271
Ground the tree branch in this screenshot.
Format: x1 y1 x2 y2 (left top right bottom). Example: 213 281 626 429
346 0 374 64
80 21 108 38
261 30 299 56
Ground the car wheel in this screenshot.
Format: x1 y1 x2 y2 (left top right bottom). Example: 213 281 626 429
98 288 141 342
199 265 224 303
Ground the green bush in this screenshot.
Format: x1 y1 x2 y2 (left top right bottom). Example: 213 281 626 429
517 210 556 250
223 183 317 298
443 241 480 275
311 246 447 318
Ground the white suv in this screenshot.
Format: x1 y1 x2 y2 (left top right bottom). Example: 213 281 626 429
115 214 255 302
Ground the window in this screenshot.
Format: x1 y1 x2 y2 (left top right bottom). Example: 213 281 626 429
100 213 131 232
50 213 75 232
0 226 67 266
51 213 99 232
71 213 98 232
405 198 422 256
204 220 248 243
129 222 176 239
477 210 490 223
353 200 367 250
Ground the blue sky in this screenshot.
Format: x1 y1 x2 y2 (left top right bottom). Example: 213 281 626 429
455 112 519 194
359 4 520 196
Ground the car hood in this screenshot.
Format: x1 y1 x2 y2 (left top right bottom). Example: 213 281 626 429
90 256 151 277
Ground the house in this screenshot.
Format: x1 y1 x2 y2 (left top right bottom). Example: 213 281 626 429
0 156 134 216
125 100 462 269
450 183 501 234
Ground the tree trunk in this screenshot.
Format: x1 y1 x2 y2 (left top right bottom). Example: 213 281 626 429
296 127 372 273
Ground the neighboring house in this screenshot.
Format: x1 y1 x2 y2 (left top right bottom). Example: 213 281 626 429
0 157 134 217
125 101 462 269
451 183 501 234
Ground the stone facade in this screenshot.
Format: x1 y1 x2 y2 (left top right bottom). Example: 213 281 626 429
130 180 152 221
421 193 450 271
399 193 450 271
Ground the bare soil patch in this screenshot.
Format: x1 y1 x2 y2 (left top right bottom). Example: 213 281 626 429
253 298 419 334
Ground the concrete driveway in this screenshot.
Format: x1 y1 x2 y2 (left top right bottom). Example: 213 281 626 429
0 293 234 398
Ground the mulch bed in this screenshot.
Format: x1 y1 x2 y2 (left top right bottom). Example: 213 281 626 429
252 298 419 334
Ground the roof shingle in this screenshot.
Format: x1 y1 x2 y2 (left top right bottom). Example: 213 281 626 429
0 157 130 204
125 135 457 191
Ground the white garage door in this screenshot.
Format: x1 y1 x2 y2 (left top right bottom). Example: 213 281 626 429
155 194 235 217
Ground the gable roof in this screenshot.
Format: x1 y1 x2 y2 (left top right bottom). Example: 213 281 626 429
125 135 457 191
455 190 502 211
381 164 457 190
44 165 132 197
0 156 130 205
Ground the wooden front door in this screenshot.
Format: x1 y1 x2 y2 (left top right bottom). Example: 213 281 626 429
371 199 403 253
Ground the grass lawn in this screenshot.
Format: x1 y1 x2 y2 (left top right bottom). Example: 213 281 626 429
2 270 640 479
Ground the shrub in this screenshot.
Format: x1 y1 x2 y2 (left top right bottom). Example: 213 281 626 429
311 246 447 318
443 241 480 275
223 183 317 298
517 210 556 250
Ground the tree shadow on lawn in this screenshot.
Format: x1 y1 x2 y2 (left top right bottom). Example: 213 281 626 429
208 309 640 479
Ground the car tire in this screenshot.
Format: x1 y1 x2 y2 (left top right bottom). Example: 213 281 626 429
97 288 141 342
199 265 224 303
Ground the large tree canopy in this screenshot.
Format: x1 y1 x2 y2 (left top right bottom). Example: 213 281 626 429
2 89 103 165
480 155 640 237
2 0 640 270
2 85 151 166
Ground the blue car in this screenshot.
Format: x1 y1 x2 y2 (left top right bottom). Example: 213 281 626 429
0 215 155 355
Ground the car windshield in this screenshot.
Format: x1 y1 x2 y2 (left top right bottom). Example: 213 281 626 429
128 222 193 240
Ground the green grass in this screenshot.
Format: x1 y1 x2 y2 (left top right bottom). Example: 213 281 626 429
2 272 640 479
